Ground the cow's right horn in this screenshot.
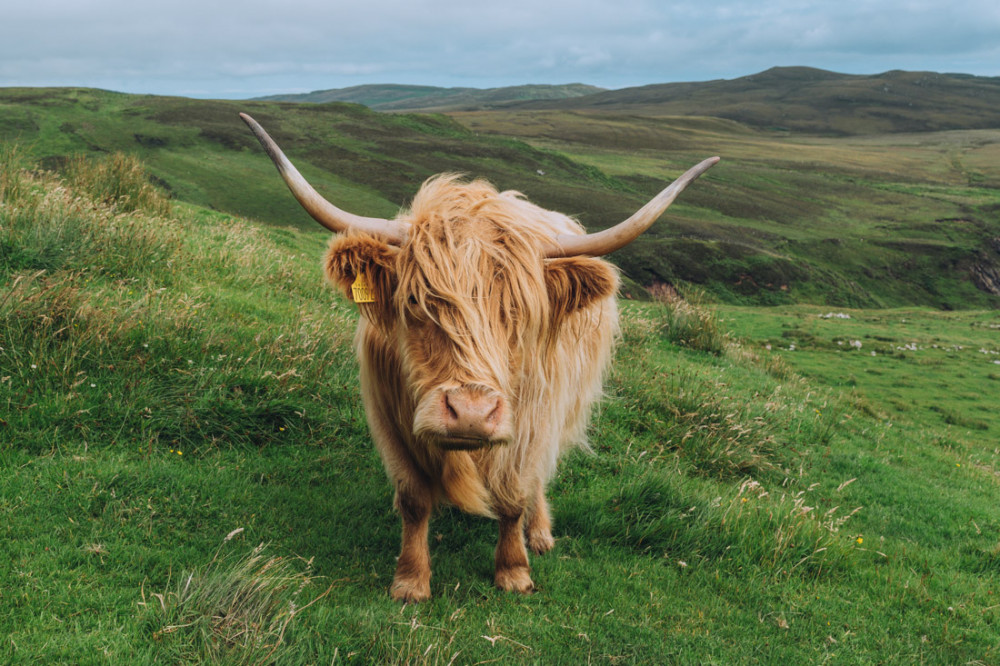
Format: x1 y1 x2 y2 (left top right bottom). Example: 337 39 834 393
240 113 407 244
546 156 720 258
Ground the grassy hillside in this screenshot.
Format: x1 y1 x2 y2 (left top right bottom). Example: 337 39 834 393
0 87 625 226
2 87 1000 308
0 87 668 239
457 109 1000 308
256 83 605 111
508 67 1000 136
3 150 999 663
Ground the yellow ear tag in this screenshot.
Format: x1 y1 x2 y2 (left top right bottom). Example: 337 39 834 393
351 271 376 304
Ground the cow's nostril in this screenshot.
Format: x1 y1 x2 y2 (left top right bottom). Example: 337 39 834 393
486 400 501 425
444 394 460 423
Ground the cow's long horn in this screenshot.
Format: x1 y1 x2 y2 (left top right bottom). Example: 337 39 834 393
546 156 720 258
239 113 406 243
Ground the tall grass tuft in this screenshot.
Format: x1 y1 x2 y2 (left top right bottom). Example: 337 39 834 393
66 152 171 217
649 285 730 356
2 153 182 279
369 621 466 666
142 534 331 664
0 143 30 205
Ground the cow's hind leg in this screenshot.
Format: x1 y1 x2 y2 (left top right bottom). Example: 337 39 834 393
495 509 535 594
390 480 433 603
525 482 555 555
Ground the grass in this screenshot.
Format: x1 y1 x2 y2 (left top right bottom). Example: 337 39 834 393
722 305 1000 442
65 152 172 217
3 149 1000 663
648 284 733 357
142 537 332 664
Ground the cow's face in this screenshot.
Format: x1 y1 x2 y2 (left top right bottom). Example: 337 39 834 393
325 211 617 451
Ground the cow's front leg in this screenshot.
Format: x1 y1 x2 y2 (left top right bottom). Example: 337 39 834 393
525 481 555 554
390 480 433 602
494 509 535 593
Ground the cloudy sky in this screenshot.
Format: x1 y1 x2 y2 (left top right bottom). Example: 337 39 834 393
2 0 998 98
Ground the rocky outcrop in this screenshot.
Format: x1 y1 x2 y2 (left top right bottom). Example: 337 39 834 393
972 259 1000 295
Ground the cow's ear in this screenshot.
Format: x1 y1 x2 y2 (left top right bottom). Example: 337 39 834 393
324 234 398 325
544 256 619 317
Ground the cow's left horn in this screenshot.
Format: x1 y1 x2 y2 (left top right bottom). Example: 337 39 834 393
546 156 720 258
240 113 406 243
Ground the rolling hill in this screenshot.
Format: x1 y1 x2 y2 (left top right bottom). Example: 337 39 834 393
505 67 1000 135
261 68 1000 136
2 82 1000 308
255 83 605 112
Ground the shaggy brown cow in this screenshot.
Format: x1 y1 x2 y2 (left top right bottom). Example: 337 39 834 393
240 113 717 601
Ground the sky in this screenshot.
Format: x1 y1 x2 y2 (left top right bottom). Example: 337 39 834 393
2 0 998 99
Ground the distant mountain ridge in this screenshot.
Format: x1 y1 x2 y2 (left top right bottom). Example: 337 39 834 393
502 67 1000 135
258 67 1000 135
255 83 605 112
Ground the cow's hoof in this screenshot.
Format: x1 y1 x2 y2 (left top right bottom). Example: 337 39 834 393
495 566 535 594
527 528 555 555
390 577 431 603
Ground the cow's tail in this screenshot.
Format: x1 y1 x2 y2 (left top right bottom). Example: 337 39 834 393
442 452 495 518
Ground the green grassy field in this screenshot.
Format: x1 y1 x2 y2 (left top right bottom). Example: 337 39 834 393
723 305 1000 441
3 148 999 663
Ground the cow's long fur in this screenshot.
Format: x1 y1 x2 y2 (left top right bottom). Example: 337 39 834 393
324 175 619 600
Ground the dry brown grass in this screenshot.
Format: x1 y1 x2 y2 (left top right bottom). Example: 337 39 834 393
66 152 171 217
143 535 332 664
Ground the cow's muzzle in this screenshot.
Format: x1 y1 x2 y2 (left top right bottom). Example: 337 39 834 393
418 385 511 450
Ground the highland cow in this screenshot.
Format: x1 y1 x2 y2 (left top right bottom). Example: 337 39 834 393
241 112 717 601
